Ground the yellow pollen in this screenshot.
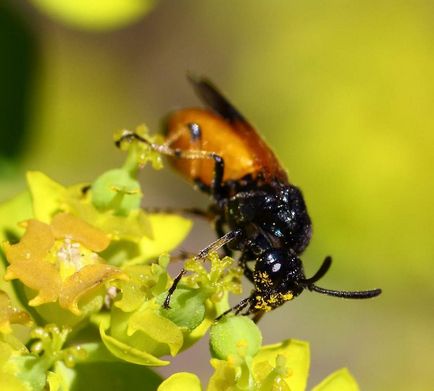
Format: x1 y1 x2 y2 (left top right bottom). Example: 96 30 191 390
255 271 273 287
254 295 273 312
281 292 294 301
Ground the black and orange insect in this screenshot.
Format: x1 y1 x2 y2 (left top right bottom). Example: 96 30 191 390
117 75 381 321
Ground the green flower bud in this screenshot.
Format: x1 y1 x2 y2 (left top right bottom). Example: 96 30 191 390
91 169 141 215
209 316 262 360
156 288 206 331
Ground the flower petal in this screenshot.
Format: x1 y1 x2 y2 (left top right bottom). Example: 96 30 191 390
67 200 152 244
3 220 61 306
207 358 239 391
158 372 202 391
127 305 184 357
311 368 360 391
59 264 125 315
99 323 170 366
253 339 310 391
26 171 66 223
114 263 166 313
135 214 192 263
95 209 152 242
210 316 262 360
0 291 32 334
51 213 110 252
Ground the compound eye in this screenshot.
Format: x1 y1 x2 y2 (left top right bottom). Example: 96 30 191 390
254 249 305 296
263 250 288 274
254 250 287 288
269 260 282 274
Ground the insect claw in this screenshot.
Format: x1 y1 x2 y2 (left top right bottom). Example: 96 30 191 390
162 296 172 309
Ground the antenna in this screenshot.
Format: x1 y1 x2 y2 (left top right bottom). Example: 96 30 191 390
308 285 382 299
303 256 382 299
303 256 332 284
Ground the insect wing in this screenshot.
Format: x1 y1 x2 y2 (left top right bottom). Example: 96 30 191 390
188 75 288 182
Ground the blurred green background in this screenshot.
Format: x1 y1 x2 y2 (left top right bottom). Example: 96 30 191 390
1 1 433 390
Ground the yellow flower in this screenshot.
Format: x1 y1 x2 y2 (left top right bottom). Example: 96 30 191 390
3 213 125 315
158 339 361 391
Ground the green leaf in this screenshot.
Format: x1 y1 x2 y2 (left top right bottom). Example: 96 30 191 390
312 368 360 391
158 372 202 391
54 359 163 391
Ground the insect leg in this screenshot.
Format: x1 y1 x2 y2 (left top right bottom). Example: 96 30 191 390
143 206 215 221
163 229 242 309
238 295 265 323
238 253 255 283
215 292 265 323
251 311 265 323
164 121 202 147
215 217 233 257
164 122 202 180
168 250 197 262
215 296 251 321
116 127 224 196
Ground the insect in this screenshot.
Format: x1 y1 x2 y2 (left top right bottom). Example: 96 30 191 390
117 75 381 321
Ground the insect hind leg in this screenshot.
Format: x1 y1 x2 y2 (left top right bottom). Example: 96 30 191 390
143 206 214 221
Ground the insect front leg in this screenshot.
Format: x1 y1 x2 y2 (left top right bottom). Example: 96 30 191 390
215 216 234 257
163 229 242 309
116 123 224 197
